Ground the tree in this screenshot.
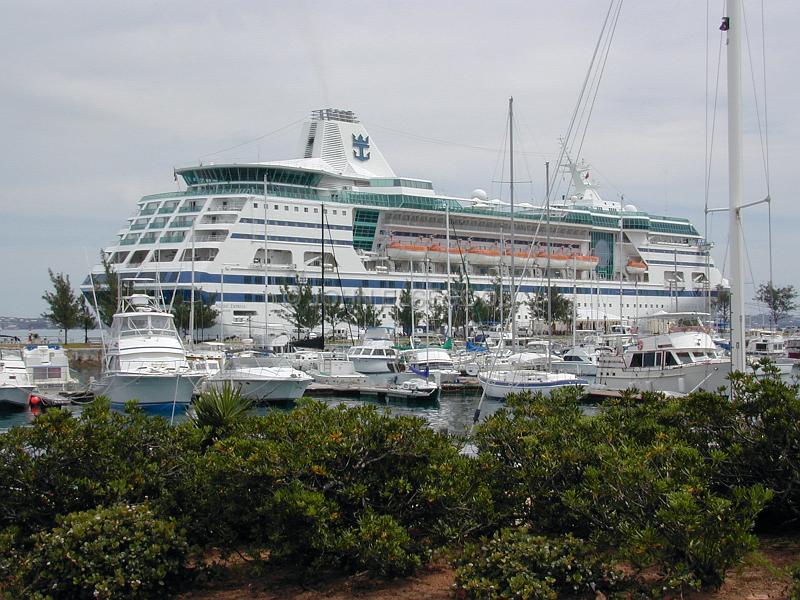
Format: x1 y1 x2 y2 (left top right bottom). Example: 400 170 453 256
391 284 424 336
755 283 797 328
280 283 321 338
712 284 731 328
426 293 448 332
487 275 516 324
527 286 573 334
322 295 345 339
172 291 218 338
76 295 97 344
93 253 120 327
41 269 80 343
348 287 381 330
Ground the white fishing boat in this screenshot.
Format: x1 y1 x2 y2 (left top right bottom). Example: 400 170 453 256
551 345 609 377
0 349 35 407
306 358 368 386
206 355 312 401
595 312 730 394
745 332 797 382
347 327 401 374
478 369 587 399
91 293 203 409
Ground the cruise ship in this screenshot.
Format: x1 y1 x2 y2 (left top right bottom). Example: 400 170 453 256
85 108 723 344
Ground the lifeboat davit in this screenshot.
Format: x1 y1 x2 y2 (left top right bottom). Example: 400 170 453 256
387 242 429 261
570 255 600 271
466 247 502 266
535 252 571 269
626 259 648 275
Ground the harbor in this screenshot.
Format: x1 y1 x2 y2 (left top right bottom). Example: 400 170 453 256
2 1 800 598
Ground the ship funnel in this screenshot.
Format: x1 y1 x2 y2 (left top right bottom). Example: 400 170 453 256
297 108 396 178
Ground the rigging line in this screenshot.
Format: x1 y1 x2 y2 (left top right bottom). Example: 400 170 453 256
705 0 710 214
364 121 551 157
704 12 725 208
324 209 354 343
575 0 624 165
761 0 770 193
741 2 770 192
197 117 306 160
547 0 617 205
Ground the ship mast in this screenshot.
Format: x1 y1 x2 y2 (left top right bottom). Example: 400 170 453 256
508 97 517 347
726 0 746 372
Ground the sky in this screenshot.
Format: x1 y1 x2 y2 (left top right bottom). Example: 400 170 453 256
1 0 797 318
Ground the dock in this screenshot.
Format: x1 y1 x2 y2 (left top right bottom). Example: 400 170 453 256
305 377 482 399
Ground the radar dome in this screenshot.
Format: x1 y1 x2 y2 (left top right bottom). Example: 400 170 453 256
471 189 488 201
624 204 638 212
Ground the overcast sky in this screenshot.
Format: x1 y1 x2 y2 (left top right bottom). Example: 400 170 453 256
1 0 797 318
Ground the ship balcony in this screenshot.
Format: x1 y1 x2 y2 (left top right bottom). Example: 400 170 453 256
120 239 138 246
158 206 177 214
139 233 158 244
169 218 196 228
139 208 156 216
129 223 146 231
160 232 186 244
193 232 228 243
178 203 205 213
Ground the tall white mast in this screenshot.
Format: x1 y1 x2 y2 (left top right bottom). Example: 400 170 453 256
263 173 270 350
726 0 746 372
508 97 517 347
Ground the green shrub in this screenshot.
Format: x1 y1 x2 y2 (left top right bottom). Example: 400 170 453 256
14 503 189 599
454 528 624 599
185 399 488 573
790 563 800 600
0 398 203 538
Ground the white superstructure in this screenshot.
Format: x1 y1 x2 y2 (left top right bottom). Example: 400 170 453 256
85 109 724 342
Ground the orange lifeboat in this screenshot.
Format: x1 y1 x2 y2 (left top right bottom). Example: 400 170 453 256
428 245 463 262
626 259 648 275
502 250 530 265
535 252 571 269
570 255 600 271
386 242 429 261
466 247 502 266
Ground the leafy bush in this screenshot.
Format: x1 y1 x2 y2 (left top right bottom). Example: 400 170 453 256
454 528 624 599
185 399 488 573
12 503 189 599
471 386 771 592
0 398 202 539
790 563 800 600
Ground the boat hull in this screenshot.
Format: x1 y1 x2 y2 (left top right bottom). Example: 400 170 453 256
91 373 201 406
596 361 730 394
478 373 587 399
351 357 397 374
0 385 35 407
206 376 311 401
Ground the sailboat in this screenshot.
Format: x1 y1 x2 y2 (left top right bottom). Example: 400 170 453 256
478 98 587 399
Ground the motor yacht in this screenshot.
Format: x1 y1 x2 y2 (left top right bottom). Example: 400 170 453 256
595 312 730 394
206 354 312 401
91 293 203 409
0 349 35 407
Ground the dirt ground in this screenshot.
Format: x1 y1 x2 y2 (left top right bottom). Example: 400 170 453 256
180 536 799 600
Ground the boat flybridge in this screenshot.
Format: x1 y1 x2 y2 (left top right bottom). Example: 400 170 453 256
0 349 35 407
91 291 203 411
595 311 730 395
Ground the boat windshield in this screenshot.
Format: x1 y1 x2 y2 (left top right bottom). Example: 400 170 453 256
115 314 176 336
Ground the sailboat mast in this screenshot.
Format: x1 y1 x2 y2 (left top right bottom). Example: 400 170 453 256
263 173 270 350
545 161 552 371
321 202 325 350
508 96 517 347
726 0 746 371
